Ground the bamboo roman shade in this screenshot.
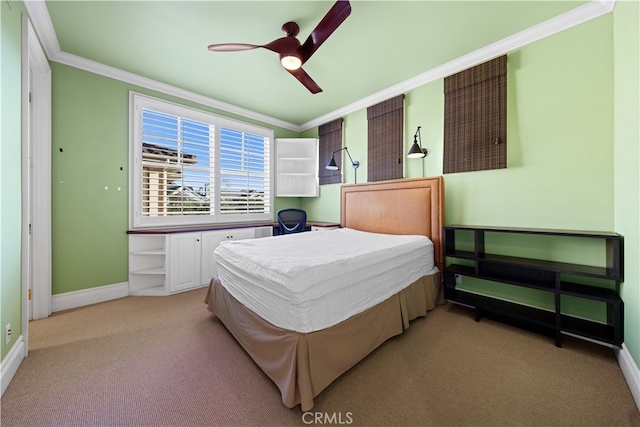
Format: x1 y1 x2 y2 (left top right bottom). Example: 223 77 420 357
367 95 405 182
443 55 507 174
318 118 343 185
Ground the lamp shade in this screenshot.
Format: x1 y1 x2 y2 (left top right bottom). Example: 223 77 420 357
326 155 339 170
407 127 427 159
407 140 427 158
325 147 359 183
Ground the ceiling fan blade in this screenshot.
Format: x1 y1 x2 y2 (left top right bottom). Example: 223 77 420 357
262 37 301 55
209 37 300 56
207 2 349 94
298 0 351 63
287 68 322 94
207 43 261 52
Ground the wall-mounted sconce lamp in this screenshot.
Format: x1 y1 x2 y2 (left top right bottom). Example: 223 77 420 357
326 147 360 183
407 126 428 158
407 126 428 177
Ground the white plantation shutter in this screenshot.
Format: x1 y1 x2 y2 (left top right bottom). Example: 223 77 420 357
130 93 273 228
141 109 215 218
219 124 271 216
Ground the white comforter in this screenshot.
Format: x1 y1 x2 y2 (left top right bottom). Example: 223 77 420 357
214 228 437 333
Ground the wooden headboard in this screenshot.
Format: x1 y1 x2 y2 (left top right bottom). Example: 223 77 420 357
340 177 444 272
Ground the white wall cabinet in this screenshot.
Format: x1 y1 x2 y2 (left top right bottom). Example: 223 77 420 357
129 226 272 296
276 138 319 197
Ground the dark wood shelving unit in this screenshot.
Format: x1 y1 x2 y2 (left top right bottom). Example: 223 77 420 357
443 225 624 347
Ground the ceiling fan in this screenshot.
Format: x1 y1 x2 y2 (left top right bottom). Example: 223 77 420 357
207 1 351 94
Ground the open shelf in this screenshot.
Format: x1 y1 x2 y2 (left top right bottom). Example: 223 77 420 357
446 288 556 328
480 254 614 279
275 138 319 197
130 267 165 275
444 225 623 347
130 249 165 256
446 263 556 292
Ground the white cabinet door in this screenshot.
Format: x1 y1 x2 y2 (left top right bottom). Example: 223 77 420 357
200 230 229 286
227 228 254 241
201 229 256 285
168 233 202 293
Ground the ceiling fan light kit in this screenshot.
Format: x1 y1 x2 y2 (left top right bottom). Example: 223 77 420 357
280 55 302 71
207 1 352 94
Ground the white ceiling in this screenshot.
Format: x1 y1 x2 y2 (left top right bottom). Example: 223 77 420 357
27 1 613 131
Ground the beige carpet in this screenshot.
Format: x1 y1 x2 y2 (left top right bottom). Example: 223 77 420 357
1 287 639 426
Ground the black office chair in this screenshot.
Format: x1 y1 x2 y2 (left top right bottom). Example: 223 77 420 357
277 209 307 234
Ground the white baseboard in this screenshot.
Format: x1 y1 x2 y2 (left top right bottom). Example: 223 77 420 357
615 343 640 412
51 282 129 313
1 335 26 397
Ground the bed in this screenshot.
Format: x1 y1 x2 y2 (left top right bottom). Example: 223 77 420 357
205 176 444 411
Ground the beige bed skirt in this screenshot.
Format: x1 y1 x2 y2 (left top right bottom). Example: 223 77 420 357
205 273 442 411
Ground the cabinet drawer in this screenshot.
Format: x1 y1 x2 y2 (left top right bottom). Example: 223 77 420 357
311 225 339 232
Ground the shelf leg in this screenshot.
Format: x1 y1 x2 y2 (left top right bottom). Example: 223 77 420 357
555 276 562 348
555 334 562 348
609 299 623 346
474 308 482 322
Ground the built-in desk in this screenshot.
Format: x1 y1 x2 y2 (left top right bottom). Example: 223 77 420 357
128 221 340 295
128 224 273 296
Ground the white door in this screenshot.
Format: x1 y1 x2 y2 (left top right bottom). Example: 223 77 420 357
23 62 34 321
21 17 52 339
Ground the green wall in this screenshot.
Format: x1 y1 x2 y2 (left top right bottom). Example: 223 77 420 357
304 15 614 228
614 0 640 367
50 63 300 294
1 0 27 360
2 0 637 373
301 14 631 345
303 14 615 232
445 17 614 231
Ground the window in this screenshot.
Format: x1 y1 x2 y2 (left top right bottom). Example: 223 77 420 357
130 93 273 228
318 118 343 185
367 94 405 182
443 55 507 174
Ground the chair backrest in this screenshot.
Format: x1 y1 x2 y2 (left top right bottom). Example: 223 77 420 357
277 209 307 234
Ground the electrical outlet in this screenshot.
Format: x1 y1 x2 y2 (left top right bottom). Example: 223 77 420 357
454 274 462 285
5 323 11 345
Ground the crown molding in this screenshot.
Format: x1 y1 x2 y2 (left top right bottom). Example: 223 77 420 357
24 0 615 133
300 0 616 131
53 50 301 131
24 0 60 57
22 0 302 132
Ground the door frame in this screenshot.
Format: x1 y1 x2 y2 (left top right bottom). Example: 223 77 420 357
21 16 52 352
